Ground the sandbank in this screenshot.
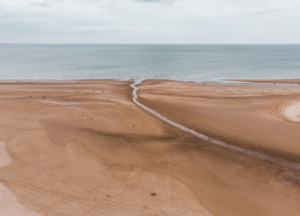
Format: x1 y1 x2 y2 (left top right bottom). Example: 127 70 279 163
0 79 300 216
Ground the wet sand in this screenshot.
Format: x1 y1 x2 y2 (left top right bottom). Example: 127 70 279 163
0 79 300 216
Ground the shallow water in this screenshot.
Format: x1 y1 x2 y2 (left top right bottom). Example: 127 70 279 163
131 80 300 171
1 45 300 81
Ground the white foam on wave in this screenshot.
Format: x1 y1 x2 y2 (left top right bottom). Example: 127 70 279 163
131 79 300 171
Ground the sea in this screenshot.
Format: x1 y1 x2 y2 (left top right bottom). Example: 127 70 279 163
0 44 299 81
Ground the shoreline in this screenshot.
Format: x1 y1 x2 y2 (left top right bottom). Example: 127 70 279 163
1 77 300 85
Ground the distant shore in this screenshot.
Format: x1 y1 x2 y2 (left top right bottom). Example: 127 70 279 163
224 78 300 84
1 77 300 85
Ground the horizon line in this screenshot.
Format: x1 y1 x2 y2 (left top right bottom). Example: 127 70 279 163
0 43 300 45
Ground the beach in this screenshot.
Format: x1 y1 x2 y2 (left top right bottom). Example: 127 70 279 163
0 79 300 216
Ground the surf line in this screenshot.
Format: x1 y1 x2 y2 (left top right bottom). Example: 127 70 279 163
131 79 300 171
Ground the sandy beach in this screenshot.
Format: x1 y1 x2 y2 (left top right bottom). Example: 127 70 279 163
0 79 300 216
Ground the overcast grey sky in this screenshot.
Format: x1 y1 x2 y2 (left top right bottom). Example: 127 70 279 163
0 0 299 43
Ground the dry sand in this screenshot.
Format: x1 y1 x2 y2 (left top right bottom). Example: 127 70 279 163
0 79 300 216
281 102 300 123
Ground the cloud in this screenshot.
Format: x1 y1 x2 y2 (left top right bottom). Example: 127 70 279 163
267 5 286 11
0 0 299 43
134 0 179 5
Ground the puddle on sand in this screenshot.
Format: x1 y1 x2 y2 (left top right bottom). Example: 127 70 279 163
0 140 41 215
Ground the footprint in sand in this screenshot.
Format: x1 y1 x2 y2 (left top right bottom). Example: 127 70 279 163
159 158 169 164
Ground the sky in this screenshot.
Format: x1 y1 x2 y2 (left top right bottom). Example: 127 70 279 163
0 0 299 44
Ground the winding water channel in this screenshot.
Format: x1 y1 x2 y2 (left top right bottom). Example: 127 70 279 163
131 80 300 171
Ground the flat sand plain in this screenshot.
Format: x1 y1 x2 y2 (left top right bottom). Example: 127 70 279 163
0 80 300 216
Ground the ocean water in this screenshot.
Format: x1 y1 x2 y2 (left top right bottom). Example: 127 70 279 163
0 44 299 81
